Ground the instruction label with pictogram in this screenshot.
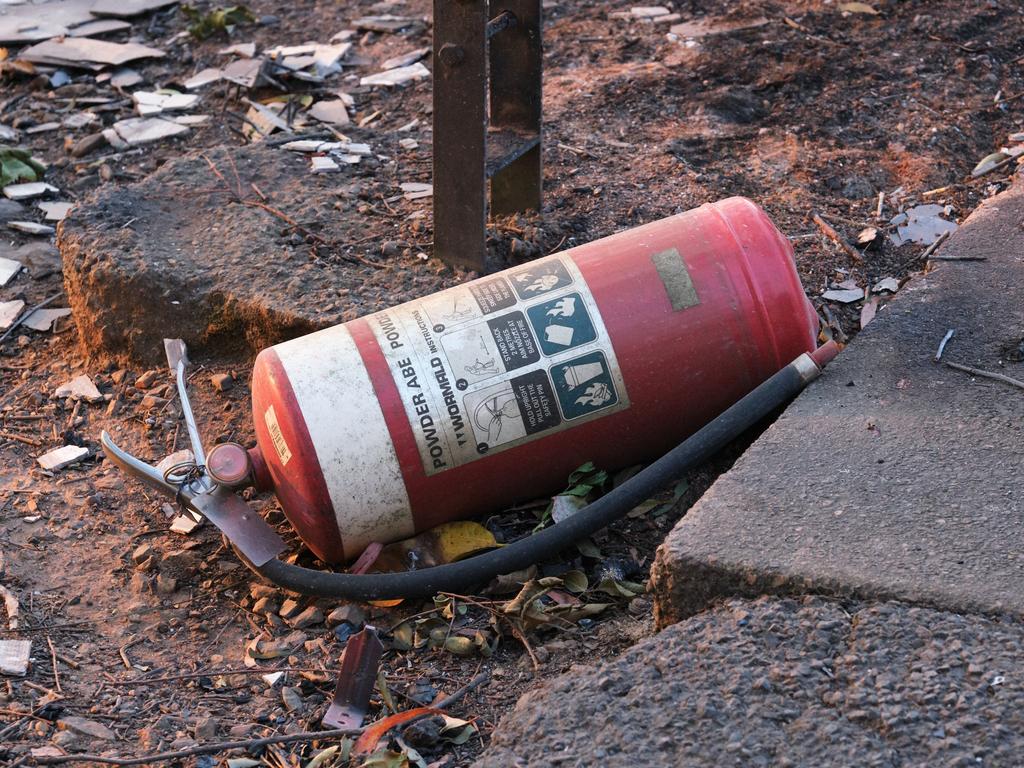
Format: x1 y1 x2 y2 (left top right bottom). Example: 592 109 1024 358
369 255 630 475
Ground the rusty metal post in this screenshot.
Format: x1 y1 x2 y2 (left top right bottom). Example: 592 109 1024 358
433 0 543 271
433 0 488 271
489 1 542 215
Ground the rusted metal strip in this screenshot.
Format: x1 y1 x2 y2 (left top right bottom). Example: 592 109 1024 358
433 0 488 270
489 0 542 215
322 626 386 729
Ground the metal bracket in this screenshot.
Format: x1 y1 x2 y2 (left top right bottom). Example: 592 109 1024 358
433 0 543 271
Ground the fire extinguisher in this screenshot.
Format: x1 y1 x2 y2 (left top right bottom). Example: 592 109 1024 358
102 197 839 600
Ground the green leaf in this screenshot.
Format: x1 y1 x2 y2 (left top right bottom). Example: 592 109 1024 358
567 461 597 484
561 570 588 593
439 715 478 745
575 537 602 559
444 636 476 656
181 4 257 39
627 498 662 518
596 577 645 598
390 621 413 651
0 146 46 187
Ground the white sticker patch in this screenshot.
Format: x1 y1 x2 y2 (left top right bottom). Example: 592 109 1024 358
264 404 293 466
369 254 629 475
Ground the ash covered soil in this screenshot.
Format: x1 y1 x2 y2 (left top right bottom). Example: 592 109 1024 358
2 0 1024 765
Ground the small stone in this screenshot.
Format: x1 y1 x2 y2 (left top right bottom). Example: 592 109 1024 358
333 622 356 643
129 571 150 594
37 445 89 471
95 473 124 491
140 394 168 410
628 597 652 616
250 583 278 600
135 370 160 389
54 374 103 402
281 686 303 712
229 723 253 738
252 597 278 615
403 715 443 749
155 574 177 595
132 543 154 564
279 598 302 619
326 604 365 628
60 716 116 741
194 717 217 740
210 373 234 392
52 730 81 750
70 132 109 158
160 548 200 579
288 606 324 628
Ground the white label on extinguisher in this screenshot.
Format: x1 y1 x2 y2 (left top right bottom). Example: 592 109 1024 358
369 254 629 475
263 404 293 466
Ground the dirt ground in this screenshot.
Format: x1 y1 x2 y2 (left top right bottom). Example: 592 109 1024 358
2 0 1023 765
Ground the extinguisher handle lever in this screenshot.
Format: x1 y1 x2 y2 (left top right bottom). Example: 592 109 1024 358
165 339 207 468
99 430 180 496
100 430 286 566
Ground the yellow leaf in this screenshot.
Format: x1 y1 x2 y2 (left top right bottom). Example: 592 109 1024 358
374 521 499 573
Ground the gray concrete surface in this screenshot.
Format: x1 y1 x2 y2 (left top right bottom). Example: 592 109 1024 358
476 596 1024 768
651 185 1024 627
58 144 463 364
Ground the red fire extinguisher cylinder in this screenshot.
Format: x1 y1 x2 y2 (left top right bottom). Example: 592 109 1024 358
249 197 818 564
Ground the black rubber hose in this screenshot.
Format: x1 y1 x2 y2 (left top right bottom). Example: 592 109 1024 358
252 351 825 601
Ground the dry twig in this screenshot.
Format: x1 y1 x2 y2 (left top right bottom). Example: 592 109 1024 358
46 635 61 693
811 212 863 263
105 666 330 686
943 361 1024 392
0 292 63 345
920 230 951 260
934 329 955 362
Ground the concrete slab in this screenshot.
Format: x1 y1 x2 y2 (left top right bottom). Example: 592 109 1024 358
58 144 463 364
476 596 1024 767
651 185 1024 627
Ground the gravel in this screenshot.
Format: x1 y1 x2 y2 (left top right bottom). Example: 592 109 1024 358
476 596 1024 767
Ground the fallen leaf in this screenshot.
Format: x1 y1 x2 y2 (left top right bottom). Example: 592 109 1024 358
856 226 879 245
352 708 442 755
860 296 880 329
439 714 477 745
356 748 410 768
596 577 645 598
560 570 588 593
0 147 46 188
181 4 257 39
443 636 475 656
306 746 339 768
839 2 879 14
972 151 1008 178
374 521 499 574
